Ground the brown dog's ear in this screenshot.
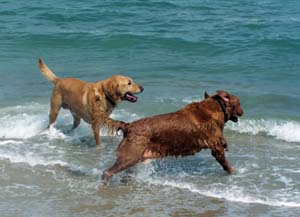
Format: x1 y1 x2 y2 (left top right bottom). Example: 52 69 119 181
204 91 210 99
217 90 230 102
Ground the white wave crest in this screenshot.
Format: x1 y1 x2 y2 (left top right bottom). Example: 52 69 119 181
227 119 300 143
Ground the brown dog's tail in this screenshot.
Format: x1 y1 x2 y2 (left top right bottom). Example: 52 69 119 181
38 58 59 84
92 109 129 137
116 122 128 134
103 118 128 135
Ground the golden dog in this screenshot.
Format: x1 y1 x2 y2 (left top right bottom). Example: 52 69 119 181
38 59 143 145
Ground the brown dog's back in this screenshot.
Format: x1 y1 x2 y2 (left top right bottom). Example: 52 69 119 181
122 98 225 157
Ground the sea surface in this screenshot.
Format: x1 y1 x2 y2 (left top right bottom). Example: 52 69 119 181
1 0 300 216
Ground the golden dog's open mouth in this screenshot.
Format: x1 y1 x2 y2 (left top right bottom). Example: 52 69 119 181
124 92 138 102
230 116 239 122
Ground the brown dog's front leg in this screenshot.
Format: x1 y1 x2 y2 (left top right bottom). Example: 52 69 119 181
101 171 113 185
92 123 101 145
211 149 235 174
101 157 139 186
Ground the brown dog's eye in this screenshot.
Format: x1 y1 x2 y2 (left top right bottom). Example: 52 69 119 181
128 81 132 85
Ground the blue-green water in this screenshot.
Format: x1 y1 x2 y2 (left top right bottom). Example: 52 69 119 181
1 1 300 216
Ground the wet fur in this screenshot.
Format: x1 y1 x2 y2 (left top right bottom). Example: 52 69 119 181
38 58 143 145
102 90 243 184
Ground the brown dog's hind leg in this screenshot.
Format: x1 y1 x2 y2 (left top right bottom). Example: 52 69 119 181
211 148 235 174
48 91 62 128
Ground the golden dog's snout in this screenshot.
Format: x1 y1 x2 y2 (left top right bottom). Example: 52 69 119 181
139 86 144 92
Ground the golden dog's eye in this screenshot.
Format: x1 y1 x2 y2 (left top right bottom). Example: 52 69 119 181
128 81 132 85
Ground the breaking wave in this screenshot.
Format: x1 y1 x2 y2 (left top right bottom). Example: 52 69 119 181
227 119 300 143
0 103 299 143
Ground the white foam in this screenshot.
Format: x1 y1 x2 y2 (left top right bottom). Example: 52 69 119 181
0 148 101 177
144 178 300 208
182 96 202 103
67 164 101 176
0 152 68 167
227 119 300 143
0 140 23 146
0 103 138 141
0 113 45 139
0 110 79 141
40 125 70 140
111 108 141 122
134 163 300 208
3 183 42 197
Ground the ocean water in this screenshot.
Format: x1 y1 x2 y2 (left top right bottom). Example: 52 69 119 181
1 0 300 216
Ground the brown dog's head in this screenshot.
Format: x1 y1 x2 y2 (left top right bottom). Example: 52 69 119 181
205 90 243 122
104 75 144 103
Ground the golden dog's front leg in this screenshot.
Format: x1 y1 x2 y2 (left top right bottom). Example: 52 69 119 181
92 122 102 145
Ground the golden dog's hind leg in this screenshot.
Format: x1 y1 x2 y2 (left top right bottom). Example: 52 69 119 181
48 91 62 128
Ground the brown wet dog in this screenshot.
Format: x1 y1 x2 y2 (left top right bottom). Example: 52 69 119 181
38 58 143 145
102 90 243 184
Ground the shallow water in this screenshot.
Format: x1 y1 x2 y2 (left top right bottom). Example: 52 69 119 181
1 103 300 216
1 0 300 216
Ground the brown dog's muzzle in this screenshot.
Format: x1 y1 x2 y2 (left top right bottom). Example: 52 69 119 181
237 108 244 116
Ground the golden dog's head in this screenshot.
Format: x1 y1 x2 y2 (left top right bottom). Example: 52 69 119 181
205 90 243 122
104 75 144 103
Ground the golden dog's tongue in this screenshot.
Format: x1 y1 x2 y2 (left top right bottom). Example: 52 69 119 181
125 93 137 102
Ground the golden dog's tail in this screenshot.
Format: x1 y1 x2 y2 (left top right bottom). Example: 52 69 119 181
38 58 59 84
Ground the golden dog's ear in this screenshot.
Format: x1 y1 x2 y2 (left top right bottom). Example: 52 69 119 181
104 80 117 94
94 88 101 101
204 91 210 99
